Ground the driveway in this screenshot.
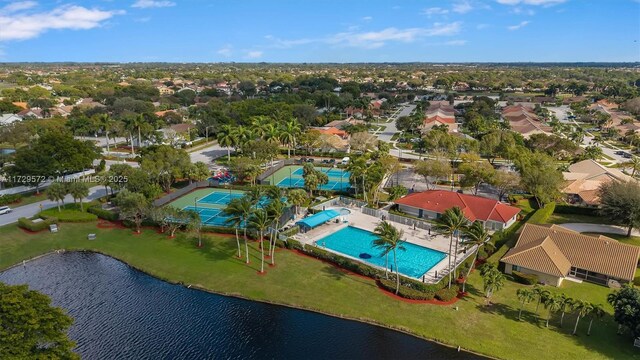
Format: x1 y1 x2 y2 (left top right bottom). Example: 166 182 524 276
558 223 640 237
0 186 108 227
377 104 416 143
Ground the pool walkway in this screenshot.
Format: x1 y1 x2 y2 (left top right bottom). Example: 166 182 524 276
289 204 477 284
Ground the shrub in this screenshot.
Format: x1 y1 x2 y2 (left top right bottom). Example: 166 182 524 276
528 202 556 224
303 245 384 279
553 204 598 216
201 225 236 235
0 194 21 206
378 278 436 300
18 216 58 232
87 206 119 221
435 287 459 301
280 226 300 237
285 238 304 250
512 270 539 285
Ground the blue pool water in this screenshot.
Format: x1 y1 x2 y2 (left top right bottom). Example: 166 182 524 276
315 227 447 278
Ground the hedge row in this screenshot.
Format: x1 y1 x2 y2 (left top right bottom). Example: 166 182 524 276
435 287 459 301
378 278 436 300
512 270 539 285
0 194 21 206
303 245 385 279
18 216 58 232
87 206 119 221
280 226 300 237
528 202 556 224
40 209 97 222
553 204 599 216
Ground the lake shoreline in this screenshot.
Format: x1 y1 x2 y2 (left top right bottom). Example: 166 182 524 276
4 249 492 360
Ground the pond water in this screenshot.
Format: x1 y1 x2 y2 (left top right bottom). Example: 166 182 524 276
0 252 483 359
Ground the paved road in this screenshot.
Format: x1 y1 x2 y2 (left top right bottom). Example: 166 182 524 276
559 223 640 237
377 104 416 143
189 143 233 166
0 186 108 227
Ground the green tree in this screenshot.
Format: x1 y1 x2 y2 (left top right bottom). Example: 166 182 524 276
67 181 90 211
373 221 406 294
414 159 452 190
266 199 286 265
216 125 236 161
223 196 254 264
280 119 302 158
249 209 271 274
587 304 605 336
516 288 535 321
460 221 489 293
532 285 551 315
387 185 408 201
558 294 574 328
140 145 191 192
479 263 505 304
543 293 563 328
287 189 308 215
0 283 78 359
516 151 563 207
45 181 68 212
434 207 469 288
598 180 640 237
607 285 640 338
186 162 210 184
571 300 593 335
458 153 496 195
186 210 203 247
113 190 149 233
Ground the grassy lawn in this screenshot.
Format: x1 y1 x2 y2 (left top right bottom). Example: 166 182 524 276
547 213 614 225
4 192 48 207
0 222 637 360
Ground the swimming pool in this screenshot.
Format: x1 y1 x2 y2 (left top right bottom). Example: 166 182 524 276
315 226 447 278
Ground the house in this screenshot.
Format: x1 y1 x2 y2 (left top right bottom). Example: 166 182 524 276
313 126 349 140
158 86 175 95
17 108 43 119
0 113 22 125
421 115 459 133
562 159 634 206
502 224 640 286
394 190 520 230
501 104 552 138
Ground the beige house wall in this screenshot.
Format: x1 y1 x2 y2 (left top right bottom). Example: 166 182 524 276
504 263 563 287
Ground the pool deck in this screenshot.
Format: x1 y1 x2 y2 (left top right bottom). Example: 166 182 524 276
290 205 477 284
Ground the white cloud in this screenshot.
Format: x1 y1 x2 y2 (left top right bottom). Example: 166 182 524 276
422 7 449 16
444 39 467 46
477 23 490 29
362 16 373 21
264 35 314 49
453 1 474 13
328 23 462 48
245 50 263 59
508 20 530 30
0 5 123 41
511 7 536 15
131 0 175 9
216 46 232 57
0 1 38 14
497 0 565 6
134 16 151 22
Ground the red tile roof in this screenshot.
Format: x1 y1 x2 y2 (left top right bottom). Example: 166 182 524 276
424 115 455 124
394 190 520 224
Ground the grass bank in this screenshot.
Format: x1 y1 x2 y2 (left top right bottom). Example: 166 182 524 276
0 222 638 360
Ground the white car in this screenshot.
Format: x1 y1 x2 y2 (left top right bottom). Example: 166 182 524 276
0 206 12 215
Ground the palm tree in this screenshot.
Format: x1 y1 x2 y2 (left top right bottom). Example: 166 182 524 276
97 113 112 153
67 182 89 211
532 285 551 315
223 198 245 259
607 292 624 334
543 293 563 328
45 182 67 212
460 220 490 293
571 300 593 335
479 263 505 304
249 209 271 274
516 288 535 321
373 221 405 294
217 125 236 162
266 199 285 265
187 210 203 248
124 115 144 155
233 126 253 153
247 187 264 207
434 207 469 289
587 304 605 336
287 189 308 215
223 197 254 264
280 119 301 158
558 294 574 328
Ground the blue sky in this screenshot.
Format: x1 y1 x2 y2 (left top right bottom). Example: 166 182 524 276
0 0 638 62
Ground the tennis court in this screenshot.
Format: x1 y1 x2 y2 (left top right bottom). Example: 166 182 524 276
266 165 352 192
167 188 251 227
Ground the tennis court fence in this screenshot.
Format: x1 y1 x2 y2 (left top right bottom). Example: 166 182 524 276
257 159 298 183
153 180 210 207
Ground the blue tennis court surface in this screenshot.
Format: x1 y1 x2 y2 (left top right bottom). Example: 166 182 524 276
197 191 245 205
183 206 237 227
278 167 352 191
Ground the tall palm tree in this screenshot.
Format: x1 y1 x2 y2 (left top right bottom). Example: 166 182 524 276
217 125 236 162
571 300 593 335
287 189 308 215
45 182 67 212
373 221 405 294
233 126 253 153
187 211 203 248
124 114 145 155
532 285 551 315
266 199 285 264
262 123 281 145
558 294 574 328
247 187 264 208
516 288 535 321
97 113 112 153
223 198 245 259
479 263 505 304
543 293 563 328
587 304 605 336
249 209 271 274
280 119 301 158
223 197 254 264
460 220 490 293
434 207 469 288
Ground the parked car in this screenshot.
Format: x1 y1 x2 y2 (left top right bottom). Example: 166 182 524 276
0 206 12 215
623 152 633 159
615 151 624 155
